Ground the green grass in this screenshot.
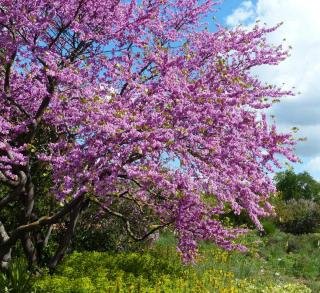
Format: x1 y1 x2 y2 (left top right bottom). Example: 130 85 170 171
196 230 320 292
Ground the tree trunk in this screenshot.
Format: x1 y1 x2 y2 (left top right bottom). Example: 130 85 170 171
35 225 53 266
19 170 37 270
0 192 86 271
48 198 87 271
0 221 11 272
0 171 28 271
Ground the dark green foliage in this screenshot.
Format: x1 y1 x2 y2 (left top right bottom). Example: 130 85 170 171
72 199 160 253
73 204 137 253
0 186 19 233
274 170 320 201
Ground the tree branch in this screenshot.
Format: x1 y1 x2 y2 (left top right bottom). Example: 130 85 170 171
93 198 172 241
0 171 20 187
48 197 88 270
2 49 30 117
48 0 84 49
0 193 85 251
120 61 152 96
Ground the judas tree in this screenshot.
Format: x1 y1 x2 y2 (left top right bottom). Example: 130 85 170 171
0 0 297 270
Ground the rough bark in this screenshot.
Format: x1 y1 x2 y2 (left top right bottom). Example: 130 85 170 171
0 221 11 272
19 169 37 270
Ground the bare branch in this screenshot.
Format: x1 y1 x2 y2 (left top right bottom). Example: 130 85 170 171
43 225 53 248
120 61 152 96
48 0 85 49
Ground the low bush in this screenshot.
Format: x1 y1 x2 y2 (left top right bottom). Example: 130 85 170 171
275 199 320 234
261 218 277 235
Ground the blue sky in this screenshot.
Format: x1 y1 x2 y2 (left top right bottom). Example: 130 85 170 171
214 0 247 21
208 0 320 180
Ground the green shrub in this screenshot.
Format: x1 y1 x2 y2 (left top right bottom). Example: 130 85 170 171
32 249 311 293
275 199 320 234
261 218 277 235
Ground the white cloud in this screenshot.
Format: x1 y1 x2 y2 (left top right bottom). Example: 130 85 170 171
226 1 255 26
307 156 320 173
226 0 320 160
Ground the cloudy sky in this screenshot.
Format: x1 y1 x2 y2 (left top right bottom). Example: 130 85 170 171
213 0 320 179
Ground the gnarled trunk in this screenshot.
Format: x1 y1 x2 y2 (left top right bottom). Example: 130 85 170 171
19 168 38 270
0 221 11 272
48 198 88 271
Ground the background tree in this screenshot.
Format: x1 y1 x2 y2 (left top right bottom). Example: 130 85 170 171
0 0 297 271
274 170 320 201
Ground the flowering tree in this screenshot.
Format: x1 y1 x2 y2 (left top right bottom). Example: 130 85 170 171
0 0 296 270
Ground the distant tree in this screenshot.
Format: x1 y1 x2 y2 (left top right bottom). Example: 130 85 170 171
274 170 320 201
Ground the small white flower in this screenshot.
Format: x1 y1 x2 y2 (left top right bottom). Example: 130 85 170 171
99 85 117 101
99 83 108 91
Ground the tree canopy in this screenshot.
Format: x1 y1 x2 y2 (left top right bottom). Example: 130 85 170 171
275 170 320 201
0 0 297 270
